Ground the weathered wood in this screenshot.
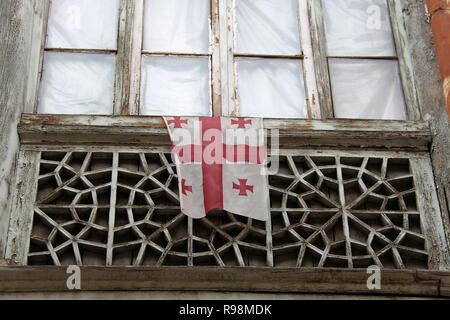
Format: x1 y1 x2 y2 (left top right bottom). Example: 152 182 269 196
265 205 274 267
336 157 353 268
4 151 40 265
411 158 450 270
106 153 119 265
298 0 321 119
399 0 450 247
18 146 431 162
387 0 422 121
114 0 135 115
24 0 49 114
18 114 432 132
307 0 333 119
0 0 37 258
128 0 144 115
219 0 236 116
211 0 222 116
17 114 432 151
0 266 448 297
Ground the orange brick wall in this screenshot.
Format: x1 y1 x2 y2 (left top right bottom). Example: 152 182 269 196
426 0 450 121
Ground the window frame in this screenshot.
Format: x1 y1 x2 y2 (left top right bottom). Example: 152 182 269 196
135 0 218 117
308 0 421 120
219 0 320 118
3 0 449 286
27 0 421 121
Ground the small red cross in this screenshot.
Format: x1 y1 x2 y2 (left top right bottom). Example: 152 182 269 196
233 179 254 196
181 179 193 196
168 116 188 128
231 118 252 129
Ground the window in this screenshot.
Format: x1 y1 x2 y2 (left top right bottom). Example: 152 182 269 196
38 0 120 114
322 0 407 120
36 0 413 120
233 0 309 118
140 0 212 116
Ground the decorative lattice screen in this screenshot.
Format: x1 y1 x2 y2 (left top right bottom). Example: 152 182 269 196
27 151 429 269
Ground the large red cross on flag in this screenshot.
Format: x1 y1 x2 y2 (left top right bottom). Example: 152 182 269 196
164 116 270 221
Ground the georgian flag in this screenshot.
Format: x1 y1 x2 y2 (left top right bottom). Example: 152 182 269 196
164 116 270 221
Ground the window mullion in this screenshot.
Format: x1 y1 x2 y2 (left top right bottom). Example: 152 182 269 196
298 0 321 119
128 0 144 115
219 0 238 116
386 0 421 121
114 0 135 115
211 0 222 117
26 0 50 114
307 0 334 119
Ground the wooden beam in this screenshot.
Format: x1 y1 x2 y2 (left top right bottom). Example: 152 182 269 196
18 114 431 151
0 266 448 297
219 0 237 116
211 0 222 116
128 0 144 115
113 0 135 115
411 158 450 270
307 0 333 119
4 151 40 265
298 0 321 119
106 153 119 265
24 0 49 114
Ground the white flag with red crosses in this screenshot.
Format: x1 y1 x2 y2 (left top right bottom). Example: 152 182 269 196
164 116 270 221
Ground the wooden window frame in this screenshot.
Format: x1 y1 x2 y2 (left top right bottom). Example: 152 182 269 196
2 1 449 286
26 0 422 120
131 0 220 116
219 0 320 118
308 0 421 120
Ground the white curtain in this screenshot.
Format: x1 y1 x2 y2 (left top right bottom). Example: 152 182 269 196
140 56 211 116
38 52 115 115
237 58 308 118
235 0 301 55
329 59 407 120
143 0 210 53
46 0 120 50
322 0 396 56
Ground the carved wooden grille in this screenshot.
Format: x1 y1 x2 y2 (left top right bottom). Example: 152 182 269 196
28 151 429 269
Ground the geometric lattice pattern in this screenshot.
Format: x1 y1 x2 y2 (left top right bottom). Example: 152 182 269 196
28 151 429 269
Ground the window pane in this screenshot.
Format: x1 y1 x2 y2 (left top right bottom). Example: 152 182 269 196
38 52 115 114
235 0 301 55
46 0 120 50
322 0 396 56
237 58 307 118
329 59 407 120
140 56 211 116
143 0 210 53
